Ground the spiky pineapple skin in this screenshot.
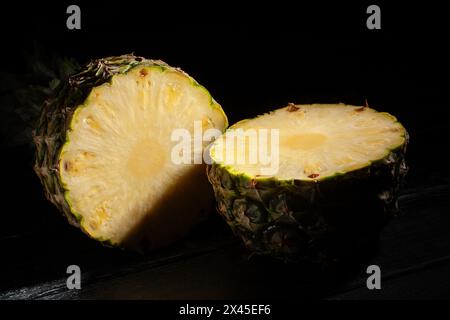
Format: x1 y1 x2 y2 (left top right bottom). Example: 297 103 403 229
32 54 222 248
207 137 408 263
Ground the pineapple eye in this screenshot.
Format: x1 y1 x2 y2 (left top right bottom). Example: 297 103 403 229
139 68 148 77
63 160 72 172
84 115 101 131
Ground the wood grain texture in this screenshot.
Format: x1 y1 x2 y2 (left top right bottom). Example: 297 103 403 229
1 178 449 299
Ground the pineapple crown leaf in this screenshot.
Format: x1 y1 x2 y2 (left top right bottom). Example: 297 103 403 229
0 44 80 147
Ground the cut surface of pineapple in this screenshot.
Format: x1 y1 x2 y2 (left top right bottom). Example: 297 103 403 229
58 65 227 247
210 104 407 180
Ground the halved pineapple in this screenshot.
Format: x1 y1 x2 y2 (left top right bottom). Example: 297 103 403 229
207 103 408 262
34 55 227 251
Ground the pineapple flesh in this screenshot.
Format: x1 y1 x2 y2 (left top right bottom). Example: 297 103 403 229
207 104 408 262
34 55 227 251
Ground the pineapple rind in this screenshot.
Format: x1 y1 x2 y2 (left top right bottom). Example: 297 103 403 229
33 54 227 247
207 105 408 263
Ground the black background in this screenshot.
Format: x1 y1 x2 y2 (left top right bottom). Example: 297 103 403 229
0 1 449 299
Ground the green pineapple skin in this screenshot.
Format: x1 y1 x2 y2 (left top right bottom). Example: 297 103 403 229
32 54 223 248
207 134 408 264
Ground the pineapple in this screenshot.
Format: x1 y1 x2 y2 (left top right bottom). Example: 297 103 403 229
207 104 408 262
33 54 228 251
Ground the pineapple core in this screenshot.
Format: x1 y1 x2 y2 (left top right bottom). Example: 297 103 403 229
126 139 166 177
282 133 327 150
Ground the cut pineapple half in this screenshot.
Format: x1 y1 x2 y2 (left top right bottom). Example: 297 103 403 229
60 67 227 246
210 104 406 180
34 55 227 251
207 103 408 262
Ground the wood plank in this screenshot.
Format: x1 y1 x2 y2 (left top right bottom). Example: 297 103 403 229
1 183 449 299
